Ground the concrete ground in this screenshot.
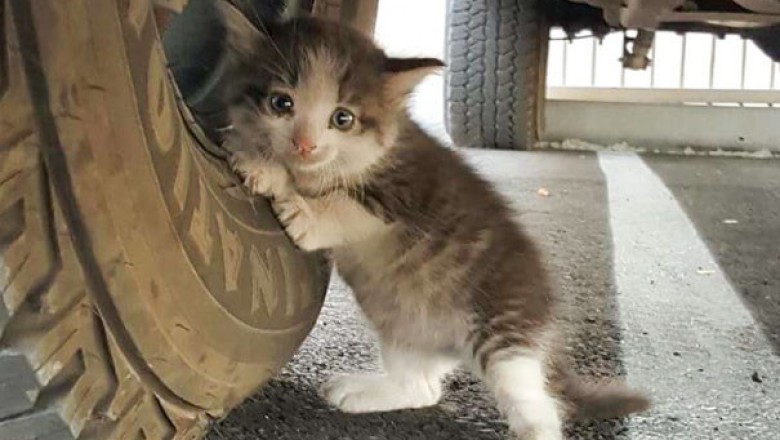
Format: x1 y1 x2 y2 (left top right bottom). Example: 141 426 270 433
207 149 780 440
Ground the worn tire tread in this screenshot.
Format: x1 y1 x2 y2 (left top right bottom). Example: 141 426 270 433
445 0 547 150
0 0 295 439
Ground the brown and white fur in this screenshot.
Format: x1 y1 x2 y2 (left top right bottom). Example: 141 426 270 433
218 3 649 439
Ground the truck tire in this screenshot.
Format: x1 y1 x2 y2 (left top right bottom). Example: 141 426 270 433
445 0 549 150
748 25 780 62
0 1 328 439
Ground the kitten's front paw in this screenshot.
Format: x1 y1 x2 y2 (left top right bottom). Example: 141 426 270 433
271 197 320 251
321 374 440 414
507 421 563 440
229 152 288 197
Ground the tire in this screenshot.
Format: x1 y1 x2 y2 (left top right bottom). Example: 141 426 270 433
0 1 328 439
747 25 780 62
445 0 549 150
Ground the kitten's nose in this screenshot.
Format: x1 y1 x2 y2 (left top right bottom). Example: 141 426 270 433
293 136 316 157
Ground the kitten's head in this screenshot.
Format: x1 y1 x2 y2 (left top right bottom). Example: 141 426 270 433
219 2 442 184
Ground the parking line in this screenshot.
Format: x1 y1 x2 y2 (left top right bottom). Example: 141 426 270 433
598 152 779 439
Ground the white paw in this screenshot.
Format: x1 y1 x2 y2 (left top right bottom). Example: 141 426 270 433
271 197 320 251
321 374 440 414
510 426 562 440
229 152 289 197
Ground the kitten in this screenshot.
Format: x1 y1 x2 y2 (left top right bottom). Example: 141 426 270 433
218 3 649 439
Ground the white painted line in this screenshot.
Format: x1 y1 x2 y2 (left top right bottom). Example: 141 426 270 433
598 152 780 439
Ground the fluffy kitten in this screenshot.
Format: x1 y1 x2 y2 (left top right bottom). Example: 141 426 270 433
218 3 649 439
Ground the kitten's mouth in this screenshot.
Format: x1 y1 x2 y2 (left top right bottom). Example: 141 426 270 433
288 148 337 172
292 154 330 172
295 157 329 172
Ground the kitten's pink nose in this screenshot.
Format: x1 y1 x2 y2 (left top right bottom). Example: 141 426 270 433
293 136 316 157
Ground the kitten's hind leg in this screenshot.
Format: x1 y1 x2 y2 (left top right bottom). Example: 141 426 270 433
322 345 458 414
480 350 563 440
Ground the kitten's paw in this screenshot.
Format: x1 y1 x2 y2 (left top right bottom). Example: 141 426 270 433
321 374 440 414
508 423 562 440
228 151 259 182
229 152 289 197
271 197 320 251
228 150 254 172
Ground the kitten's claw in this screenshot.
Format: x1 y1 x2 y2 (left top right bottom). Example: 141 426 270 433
228 151 256 180
229 152 290 197
271 197 320 251
321 374 441 414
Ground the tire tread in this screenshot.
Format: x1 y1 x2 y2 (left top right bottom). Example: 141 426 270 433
446 0 547 149
0 1 207 439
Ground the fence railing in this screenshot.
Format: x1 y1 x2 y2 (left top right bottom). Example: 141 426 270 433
547 30 780 107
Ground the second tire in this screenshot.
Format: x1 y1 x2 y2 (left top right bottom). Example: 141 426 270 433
445 0 548 150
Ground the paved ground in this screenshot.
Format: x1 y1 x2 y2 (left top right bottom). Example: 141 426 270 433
207 149 780 440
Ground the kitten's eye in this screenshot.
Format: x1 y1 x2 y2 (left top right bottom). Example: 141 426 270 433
269 93 294 114
330 108 355 131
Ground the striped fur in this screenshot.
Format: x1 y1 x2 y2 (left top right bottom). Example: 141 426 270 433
220 5 649 439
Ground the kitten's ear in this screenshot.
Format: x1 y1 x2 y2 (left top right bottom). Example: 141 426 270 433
383 57 444 102
216 0 265 56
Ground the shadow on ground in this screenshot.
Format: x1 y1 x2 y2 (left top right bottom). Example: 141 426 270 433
209 373 631 440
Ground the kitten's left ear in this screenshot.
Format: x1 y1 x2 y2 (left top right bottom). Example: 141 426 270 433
383 57 445 102
216 0 266 56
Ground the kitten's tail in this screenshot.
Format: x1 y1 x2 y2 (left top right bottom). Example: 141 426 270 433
561 372 651 420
